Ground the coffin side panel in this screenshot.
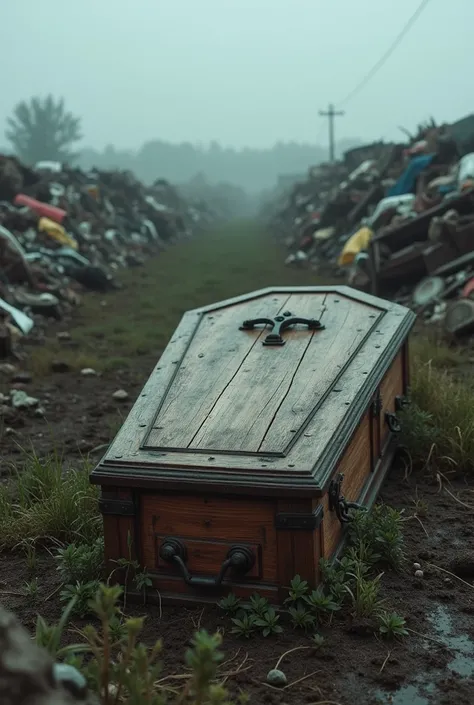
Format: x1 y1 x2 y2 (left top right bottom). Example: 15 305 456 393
275 499 322 600
379 351 405 450
101 488 138 572
141 494 278 595
322 412 372 558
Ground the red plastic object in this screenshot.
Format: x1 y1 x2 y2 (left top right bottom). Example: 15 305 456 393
461 277 474 299
14 194 67 224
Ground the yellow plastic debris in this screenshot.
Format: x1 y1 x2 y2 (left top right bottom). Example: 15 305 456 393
38 217 78 250
338 226 373 267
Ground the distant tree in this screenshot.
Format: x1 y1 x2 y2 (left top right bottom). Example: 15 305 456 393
5 94 82 165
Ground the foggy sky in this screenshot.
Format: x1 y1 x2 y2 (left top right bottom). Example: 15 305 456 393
0 0 471 151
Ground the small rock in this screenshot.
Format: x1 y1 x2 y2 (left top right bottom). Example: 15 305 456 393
56 331 72 341
112 389 129 401
266 668 287 687
10 389 39 409
414 569 424 579
51 360 71 373
11 372 32 384
81 367 97 376
0 363 16 376
413 562 421 570
34 407 46 417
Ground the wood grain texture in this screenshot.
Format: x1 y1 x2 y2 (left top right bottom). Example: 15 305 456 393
259 293 375 453
92 286 415 497
321 412 372 558
140 493 278 582
275 498 321 598
146 294 293 449
190 294 327 452
101 488 137 574
155 536 262 578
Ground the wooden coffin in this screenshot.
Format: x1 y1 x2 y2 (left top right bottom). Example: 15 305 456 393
91 286 416 605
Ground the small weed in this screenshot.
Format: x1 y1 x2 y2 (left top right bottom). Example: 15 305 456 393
348 504 405 570
35 596 87 659
218 593 242 616
231 612 257 639
40 582 238 703
288 604 317 632
55 537 104 584
304 587 341 618
134 569 153 604
346 541 381 568
20 539 37 574
245 593 270 618
284 574 309 606
23 578 39 598
378 611 409 639
310 633 325 649
254 608 283 637
60 580 101 618
410 493 429 518
345 568 385 619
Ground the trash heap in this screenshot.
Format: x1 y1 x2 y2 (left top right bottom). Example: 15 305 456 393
0 155 215 358
268 118 474 339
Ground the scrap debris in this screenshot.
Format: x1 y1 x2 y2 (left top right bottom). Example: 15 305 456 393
265 115 474 340
0 154 217 359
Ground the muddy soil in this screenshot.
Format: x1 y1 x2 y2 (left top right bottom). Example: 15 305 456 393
1 417 473 704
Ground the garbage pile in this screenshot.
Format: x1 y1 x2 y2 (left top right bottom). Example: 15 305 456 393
268 118 474 339
0 155 215 358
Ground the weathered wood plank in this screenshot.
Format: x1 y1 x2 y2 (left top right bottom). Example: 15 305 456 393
146 294 291 449
191 294 327 452
259 293 378 453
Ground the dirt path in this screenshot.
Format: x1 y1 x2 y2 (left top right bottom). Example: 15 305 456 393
0 223 473 705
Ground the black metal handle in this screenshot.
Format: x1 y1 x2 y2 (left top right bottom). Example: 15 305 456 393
159 538 255 588
240 310 325 346
328 473 366 526
385 412 402 433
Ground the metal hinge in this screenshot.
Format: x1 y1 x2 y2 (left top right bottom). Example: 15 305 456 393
395 395 409 412
98 498 135 516
275 505 324 530
328 473 366 525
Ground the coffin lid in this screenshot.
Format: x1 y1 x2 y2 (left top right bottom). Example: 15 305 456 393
91 286 415 497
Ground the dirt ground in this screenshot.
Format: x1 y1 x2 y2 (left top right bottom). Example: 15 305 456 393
0 225 473 705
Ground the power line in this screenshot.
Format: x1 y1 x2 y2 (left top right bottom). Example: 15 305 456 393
336 0 432 108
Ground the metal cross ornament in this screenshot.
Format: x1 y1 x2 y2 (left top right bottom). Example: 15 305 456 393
239 310 325 346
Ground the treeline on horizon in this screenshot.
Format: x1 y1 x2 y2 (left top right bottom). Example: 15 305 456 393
77 138 362 192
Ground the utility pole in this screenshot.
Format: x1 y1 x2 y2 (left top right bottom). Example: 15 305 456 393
319 103 345 164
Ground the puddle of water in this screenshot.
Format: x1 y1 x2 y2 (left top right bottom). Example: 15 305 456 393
374 604 474 704
375 679 435 705
428 605 474 677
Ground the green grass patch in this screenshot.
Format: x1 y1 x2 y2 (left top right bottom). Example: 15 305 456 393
402 337 474 473
28 222 332 377
0 450 101 549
